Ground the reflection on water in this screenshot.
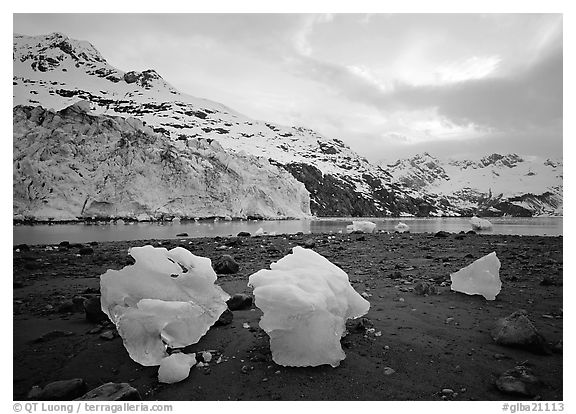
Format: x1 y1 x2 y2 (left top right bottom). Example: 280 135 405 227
13 217 562 245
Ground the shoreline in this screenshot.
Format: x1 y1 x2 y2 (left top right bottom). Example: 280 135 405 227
13 232 563 400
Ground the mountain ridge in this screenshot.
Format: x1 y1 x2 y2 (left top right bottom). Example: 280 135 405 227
13 32 562 219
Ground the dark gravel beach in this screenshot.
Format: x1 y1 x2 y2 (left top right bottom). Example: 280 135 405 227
13 232 563 401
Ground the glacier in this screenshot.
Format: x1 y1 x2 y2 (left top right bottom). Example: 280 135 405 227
450 252 502 300
100 245 229 368
248 246 370 367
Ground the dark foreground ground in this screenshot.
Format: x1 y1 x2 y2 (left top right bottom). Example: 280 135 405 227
13 232 563 401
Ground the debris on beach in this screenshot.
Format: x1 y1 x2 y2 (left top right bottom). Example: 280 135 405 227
346 221 376 234
248 246 370 367
100 245 229 379
470 216 493 230
394 222 410 233
450 251 501 300
495 365 540 396
75 382 141 401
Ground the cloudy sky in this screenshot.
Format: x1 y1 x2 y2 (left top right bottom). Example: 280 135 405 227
13 13 563 162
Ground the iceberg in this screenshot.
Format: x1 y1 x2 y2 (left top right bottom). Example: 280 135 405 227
157 353 197 384
450 252 502 300
470 216 493 230
248 246 370 367
100 245 229 368
346 220 377 234
394 222 410 233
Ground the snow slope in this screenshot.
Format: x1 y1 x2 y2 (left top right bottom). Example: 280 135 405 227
13 32 459 218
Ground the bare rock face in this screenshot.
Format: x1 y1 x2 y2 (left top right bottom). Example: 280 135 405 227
491 310 550 354
495 365 540 396
75 382 141 401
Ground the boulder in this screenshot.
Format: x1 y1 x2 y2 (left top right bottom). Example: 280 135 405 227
227 293 253 311
491 310 550 354
28 378 87 400
84 296 108 323
213 255 240 274
495 365 540 396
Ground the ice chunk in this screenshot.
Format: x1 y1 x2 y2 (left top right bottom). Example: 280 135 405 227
450 252 501 300
248 246 370 367
346 220 376 234
158 353 196 384
100 245 229 366
470 216 493 230
394 222 409 233
255 227 264 236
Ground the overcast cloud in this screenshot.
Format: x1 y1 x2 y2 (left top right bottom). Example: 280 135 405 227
13 13 563 162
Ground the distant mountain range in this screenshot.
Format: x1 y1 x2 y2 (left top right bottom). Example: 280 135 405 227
12 33 562 221
385 153 562 216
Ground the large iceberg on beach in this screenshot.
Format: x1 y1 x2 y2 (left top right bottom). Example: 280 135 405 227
248 246 370 367
470 216 493 230
346 220 376 234
450 251 502 300
100 245 229 368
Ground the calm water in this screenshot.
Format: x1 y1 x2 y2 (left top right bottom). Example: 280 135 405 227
13 217 562 245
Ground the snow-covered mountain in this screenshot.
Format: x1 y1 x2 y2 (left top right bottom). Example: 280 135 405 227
13 32 561 220
385 153 563 216
13 32 462 220
13 102 311 221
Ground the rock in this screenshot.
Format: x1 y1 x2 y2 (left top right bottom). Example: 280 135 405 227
303 238 316 248
59 241 70 247
491 310 550 354
347 317 373 332
413 281 437 296
227 293 253 311
99 330 116 340
540 275 557 286
13 281 25 289
57 296 86 313
15 243 30 252
466 230 476 235
176 233 188 237
225 237 242 247
495 365 540 396
213 255 240 274
84 296 108 323
434 231 450 238
75 382 141 401
79 247 94 255
214 308 233 326
28 378 87 400
33 330 75 343
89 241 99 246
237 232 251 237
553 340 562 353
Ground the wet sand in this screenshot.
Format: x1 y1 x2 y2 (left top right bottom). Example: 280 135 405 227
13 232 563 401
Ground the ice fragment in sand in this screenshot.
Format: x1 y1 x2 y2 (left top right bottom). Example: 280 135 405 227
100 245 229 367
394 222 410 233
450 252 501 300
346 220 376 233
470 216 493 230
158 353 196 384
248 246 370 367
